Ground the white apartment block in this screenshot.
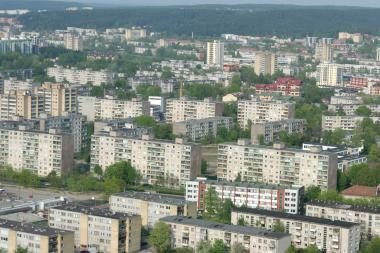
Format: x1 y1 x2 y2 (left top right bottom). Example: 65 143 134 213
91 134 201 187
317 63 343 87
232 208 360 253
47 66 114 86
206 40 224 67
64 33 83 51
125 28 147 40
49 205 141 253
0 126 74 177
321 115 380 131
251 119 305 144
306 200 380 241
109 191 197 228
0 219 74 253
315 42 333 62
161 216 291 253
77 96 150 121
173 116 233 142
3 78 36 94
237 98 295 128
329 96 361 105
254 52 278 75
217 141 338 190
328 104 380 116
165 97 224 123
185 177 304 214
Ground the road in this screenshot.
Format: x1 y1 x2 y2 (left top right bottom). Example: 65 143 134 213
0 183 103 202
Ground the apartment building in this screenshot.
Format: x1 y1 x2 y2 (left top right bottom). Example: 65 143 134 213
125 28 147 40
0 83 78 120
64 32 83 51
37 112 87 153
255 77 302 97
206 40 224 67
338 32 363 43
217 141 338 190
321 115 380 131
161 216 291 253
165 97 224 123
231 208 360 253
315 42 333 62
47 66 114 86
185 177 304 214
91 134 201 187
237 98 295 128
0 126 74 177
254 52 278 75
109 191 197 228
77 96 150 121
94 119 151 138
328 104 380 116
0 218 74 253
3 78 36 94
251 119 305 144
49 205 141 253
173 116 233 142
317 63 343 87
306 200 380 240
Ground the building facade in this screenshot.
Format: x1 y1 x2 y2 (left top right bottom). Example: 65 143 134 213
321 115 380 131
109 191 197 228
185 177 304 214
254 52 278 75
237 98 295 128
217 141 338 190
0 219 74 253
161 216 291 253
165 97 224 123
306 200 380 240
231 208 361 253
47 66 113 86
206 40 224 67
49 205 141 253
317 63 343 87
91 135 201 187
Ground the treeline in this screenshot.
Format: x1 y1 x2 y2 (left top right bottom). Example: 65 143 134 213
19 5 380 37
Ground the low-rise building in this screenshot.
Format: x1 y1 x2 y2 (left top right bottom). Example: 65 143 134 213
91 135 201 187
161 216 291 253
322 115 380 131
306 200 380 240
237 98 295 128
49 204 141 253
173 117 233 142
109 191 197 228
217 141 338 190
231 208 360 253
186 177 304 214
341 185 380 200
251 119 305 144
0 218 74 253
328 104 380 116
255 77 302 97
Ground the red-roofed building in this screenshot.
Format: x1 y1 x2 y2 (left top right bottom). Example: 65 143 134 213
348 77 368 89
341 185 380 200
255 77 302 97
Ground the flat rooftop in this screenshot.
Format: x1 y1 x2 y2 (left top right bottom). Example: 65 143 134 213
0 212 45 224
52 204 138 219
112 191 189 206
306 200 380 214
161 216 289 240
233 207 358 228
0 218 71 236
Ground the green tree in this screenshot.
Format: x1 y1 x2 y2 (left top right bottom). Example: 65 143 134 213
355 106 372 116
93 165 103 176
46 171 62 188
231 242 245 253
228 74 241 93
104 177 126 195
368 144 379 162
237 217 246 226
272 220 286 232
337 170 349 192
148 222 171 253
360 237 380 253
211 240 227 253
175 248 193 253
303 245 321 253
135 115 157 127
304 186 321 202
104 161 139 185
161 67 175 80
197 241 212 253
285 245 297 253
318 190 344 202
15 247 28 253
204 187 221 221
17 170 40 188
136 84 162 98
201 160 208 175
218 199 234 224
321 129 345 145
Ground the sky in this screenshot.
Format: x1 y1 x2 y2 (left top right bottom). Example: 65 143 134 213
67 0 380 8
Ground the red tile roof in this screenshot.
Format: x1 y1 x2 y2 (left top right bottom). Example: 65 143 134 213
342 185 379 198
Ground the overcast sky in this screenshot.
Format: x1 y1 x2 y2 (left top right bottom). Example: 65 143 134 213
69 0 380 8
